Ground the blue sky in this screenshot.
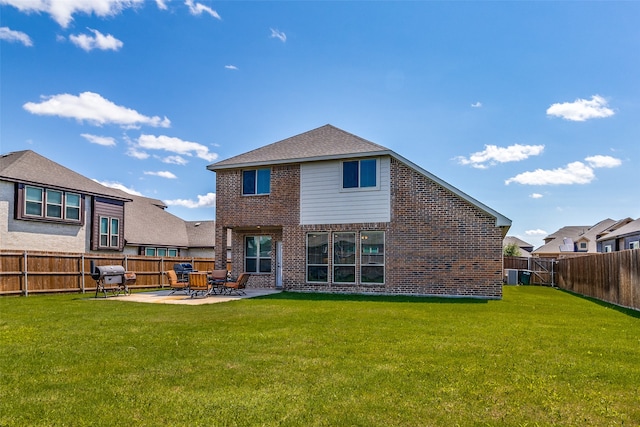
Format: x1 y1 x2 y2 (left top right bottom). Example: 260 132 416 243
1 0 638 249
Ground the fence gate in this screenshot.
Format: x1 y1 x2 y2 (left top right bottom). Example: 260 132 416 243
530 258 556 286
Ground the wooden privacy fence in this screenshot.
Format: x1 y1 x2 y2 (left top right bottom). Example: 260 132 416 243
555 249 640 311
0 250 216 296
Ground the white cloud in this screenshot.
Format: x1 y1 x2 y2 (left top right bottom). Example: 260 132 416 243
0 26 33 46
0 0 144 28
270 28 286 42
94 179 144 196
529 193 543 199
585 155 622 168
155 0 168 10
164 192 216 209
505 161 595 185
137 134 218 162
546 95 614 122
70 28 123 51
144 170 177 179
471 101 482 108
456 144 544 169
23 92 171 128
126 146 150 159
161 155 189 165
225 65 238 70
81 133 116 146
184 0 220 19
525 229 548 236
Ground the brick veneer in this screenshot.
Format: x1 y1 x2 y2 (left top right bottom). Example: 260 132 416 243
214 157 504 298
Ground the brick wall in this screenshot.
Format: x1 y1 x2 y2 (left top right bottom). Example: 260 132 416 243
214 158 504 298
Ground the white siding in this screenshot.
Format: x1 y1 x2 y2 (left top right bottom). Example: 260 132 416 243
300 157 391 225
0 181 89 252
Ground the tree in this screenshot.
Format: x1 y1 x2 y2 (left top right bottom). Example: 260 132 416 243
503 243 522 257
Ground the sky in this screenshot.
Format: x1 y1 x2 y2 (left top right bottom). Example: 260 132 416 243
1 0 638 249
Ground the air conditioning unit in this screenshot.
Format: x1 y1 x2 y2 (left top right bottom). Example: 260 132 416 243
505 269 519 285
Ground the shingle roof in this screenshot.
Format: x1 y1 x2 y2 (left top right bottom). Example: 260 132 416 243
207 124 511 228
185 220 216 247
597 218 640 241
0 150 130 201
533 220 617 254
207 124 390 170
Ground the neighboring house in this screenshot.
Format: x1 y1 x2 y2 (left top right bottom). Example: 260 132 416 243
1 150 132 253
0 150 215 257
503 236 533 257
532 218 633 258
597 218 640 252
207 125 511 298
119 192 216 258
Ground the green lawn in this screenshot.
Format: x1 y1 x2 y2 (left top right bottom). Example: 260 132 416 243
1 286 639 426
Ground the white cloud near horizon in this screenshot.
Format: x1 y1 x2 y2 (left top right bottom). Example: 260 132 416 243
94 179 144 196
70 28 123 51
0 0 144 28
546 95 614 121
23 92 171 128
81 133 116 146
505 154 621 186
456 144 544 169
529 193 543 199
185 0 220 19
270 28 286 42
164 192 216 209
0 26 33 46
144 170 177 179
525 229 548 236
137 134 218 162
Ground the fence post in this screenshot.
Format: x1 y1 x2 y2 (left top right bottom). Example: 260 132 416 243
81 254 85 293
23 251 28 297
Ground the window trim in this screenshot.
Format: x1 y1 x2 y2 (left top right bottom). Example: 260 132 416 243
360 231 385 284
99 216 120 249
245 236 272 274
341 158 379 192
306 232 329 283
242 168 271 196
20 184 84 224
333 232 356 284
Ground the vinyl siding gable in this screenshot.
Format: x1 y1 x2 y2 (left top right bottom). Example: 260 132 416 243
300 157 391 225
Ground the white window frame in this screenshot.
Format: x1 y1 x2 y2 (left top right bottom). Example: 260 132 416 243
306 232 329 283
99 216 120 248
333 232 356 284
45 189 63 219
23 185 82 222
360 231 385 284
242 168 271 196
341 158 380 192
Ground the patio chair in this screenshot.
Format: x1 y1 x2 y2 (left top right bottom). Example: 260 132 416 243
208 269 228 294
189 273 211 298
167 270 189 295
222 273 250 295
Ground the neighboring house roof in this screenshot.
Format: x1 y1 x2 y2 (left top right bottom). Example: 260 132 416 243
597 218 640 241
185 220 216 248
533 219 619 255
596 217 635 240
0 150 130 201
504 236 533 250
207 124 511 228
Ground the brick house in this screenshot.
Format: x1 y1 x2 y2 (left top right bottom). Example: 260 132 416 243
208 125 511 298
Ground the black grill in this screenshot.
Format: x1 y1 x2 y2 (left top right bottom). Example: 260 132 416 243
173 263 195 283
92 264 136 297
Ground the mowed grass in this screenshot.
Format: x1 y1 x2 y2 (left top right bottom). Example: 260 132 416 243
1 286 639 426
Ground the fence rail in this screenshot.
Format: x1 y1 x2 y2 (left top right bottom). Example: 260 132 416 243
0 250 216 296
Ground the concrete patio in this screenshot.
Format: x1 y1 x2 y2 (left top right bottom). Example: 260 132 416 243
98 288 282 305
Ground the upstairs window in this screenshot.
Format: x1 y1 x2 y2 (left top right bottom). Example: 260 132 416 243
100 216 120 249
342 159 377 189
22 185 82 223
243 168 271 195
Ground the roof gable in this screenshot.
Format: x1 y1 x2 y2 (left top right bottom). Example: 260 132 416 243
207 124 390 170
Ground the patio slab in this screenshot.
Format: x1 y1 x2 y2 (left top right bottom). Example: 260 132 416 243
98 288 281 305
